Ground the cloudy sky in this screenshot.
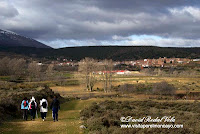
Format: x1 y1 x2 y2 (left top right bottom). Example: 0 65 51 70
0 0 200 48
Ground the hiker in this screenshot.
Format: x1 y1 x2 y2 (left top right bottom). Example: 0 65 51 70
21 97 29 120
28 96 37 120
40 98 48 121
50 96 60 122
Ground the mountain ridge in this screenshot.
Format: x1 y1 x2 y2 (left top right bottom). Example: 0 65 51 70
0 45 199 60
0 29 51 48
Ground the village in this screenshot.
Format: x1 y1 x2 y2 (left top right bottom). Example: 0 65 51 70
47 57 200 75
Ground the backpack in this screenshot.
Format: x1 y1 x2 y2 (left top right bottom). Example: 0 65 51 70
23 101 28 107
42 101 47 108
31 101 36 110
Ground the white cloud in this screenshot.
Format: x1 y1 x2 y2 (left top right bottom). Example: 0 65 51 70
40 36 200 48
126 38 200 47
112 35 132 41
169 6 200 21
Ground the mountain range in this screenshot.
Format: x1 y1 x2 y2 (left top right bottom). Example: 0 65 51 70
0 29 199 60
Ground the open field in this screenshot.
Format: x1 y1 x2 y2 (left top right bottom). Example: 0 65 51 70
1 73 200 134
50 76 200 97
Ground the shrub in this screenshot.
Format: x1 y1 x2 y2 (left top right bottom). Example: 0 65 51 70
116 83 152 94
81 100 199 134
153 81 176 95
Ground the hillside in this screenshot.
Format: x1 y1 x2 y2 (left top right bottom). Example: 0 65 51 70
0 29 50 48
57 46 200 60
0 46 199 60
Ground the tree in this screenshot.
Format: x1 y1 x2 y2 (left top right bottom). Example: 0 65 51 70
78 58 98 91
0 57 10 75
46 64 54 77
28 61 41 81
101 59 113 92
9 58 26 79
183 85 190 100
0 57 26 79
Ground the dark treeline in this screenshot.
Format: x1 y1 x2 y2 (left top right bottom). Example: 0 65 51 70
0 46 200 60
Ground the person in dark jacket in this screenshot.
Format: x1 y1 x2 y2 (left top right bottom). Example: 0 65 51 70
50 96 60 122
21 97 29 121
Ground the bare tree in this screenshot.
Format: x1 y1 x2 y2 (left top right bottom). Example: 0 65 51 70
46 64 54 77
0 57 26 79
28 61 41 81
0 57 10 75
9 58 26 79
183 85 190 100
78 58 98 92
101 59 113 92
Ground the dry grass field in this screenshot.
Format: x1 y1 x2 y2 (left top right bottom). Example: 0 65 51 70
50 76 200 97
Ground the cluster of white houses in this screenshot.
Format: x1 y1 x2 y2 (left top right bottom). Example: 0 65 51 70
96 70 131 75
118 58 200 68
51 57 200 75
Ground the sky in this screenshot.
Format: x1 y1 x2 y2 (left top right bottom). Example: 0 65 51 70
0 0 200 48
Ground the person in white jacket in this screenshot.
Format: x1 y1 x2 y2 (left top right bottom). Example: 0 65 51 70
40 98 48 121
29 96 37 120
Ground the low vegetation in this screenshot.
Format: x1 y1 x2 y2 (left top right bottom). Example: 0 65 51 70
115 81 176 96
152 81 176 95
81 100 200 134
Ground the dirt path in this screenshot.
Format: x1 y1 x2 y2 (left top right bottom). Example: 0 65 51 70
0 100 94 134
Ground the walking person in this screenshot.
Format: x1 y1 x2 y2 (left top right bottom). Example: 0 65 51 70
40 98 48 121
29 96 37 120
21 97 29 121
50 96 60 122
